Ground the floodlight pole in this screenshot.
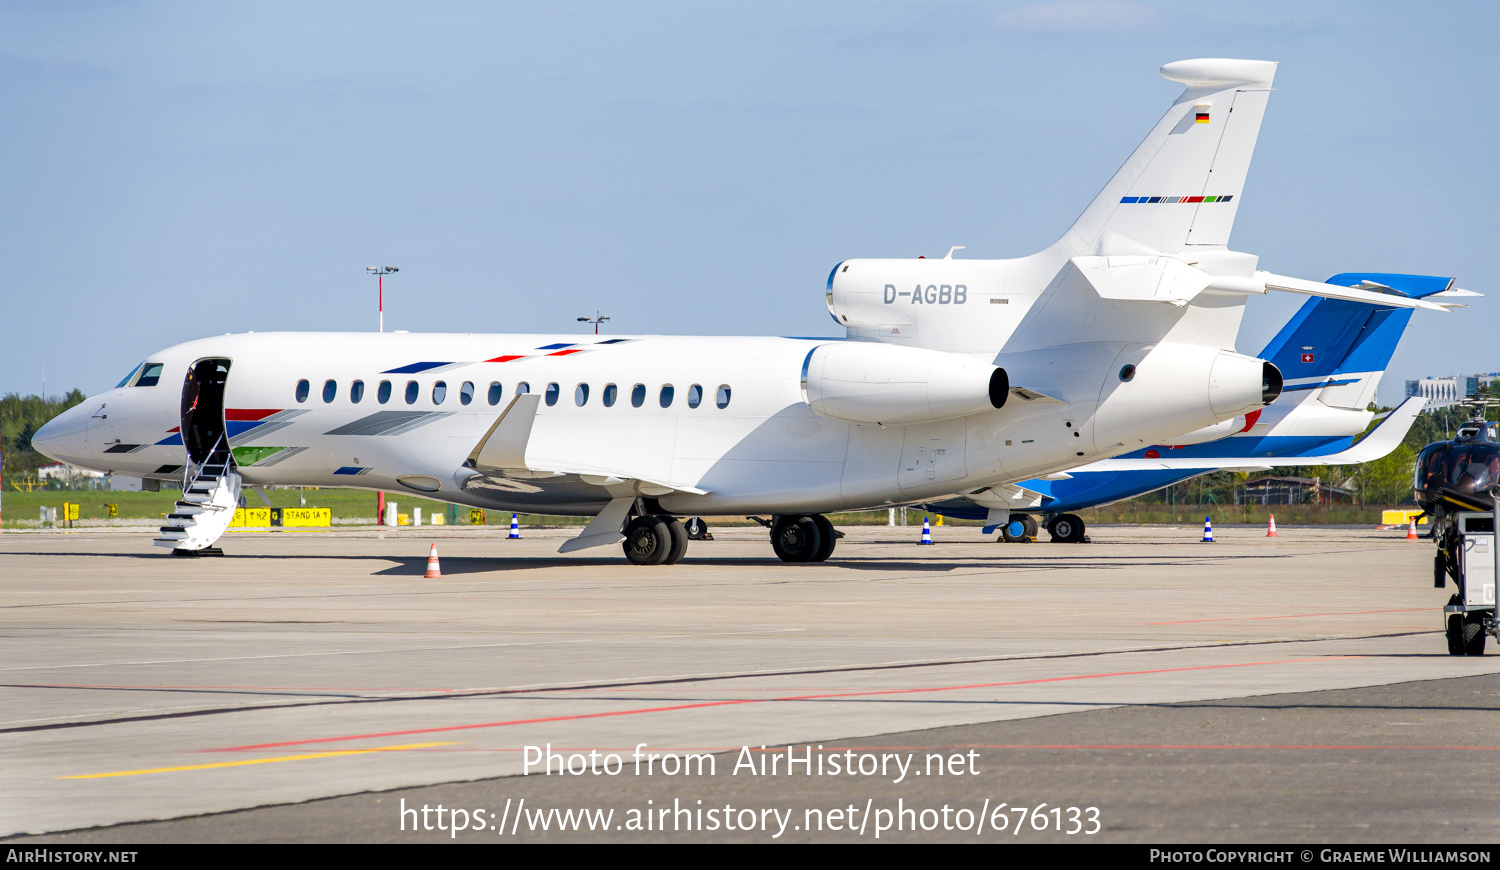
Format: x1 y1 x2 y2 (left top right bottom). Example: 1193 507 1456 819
577 312 610 335
367 266 398 332
366 266 398 525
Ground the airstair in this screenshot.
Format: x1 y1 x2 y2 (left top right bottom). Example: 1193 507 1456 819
154 434 240 555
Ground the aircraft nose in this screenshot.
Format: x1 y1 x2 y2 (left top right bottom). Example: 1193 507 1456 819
32 403 92 464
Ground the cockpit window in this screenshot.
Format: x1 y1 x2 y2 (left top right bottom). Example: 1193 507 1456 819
117 362 164 388
115 363 144 389
136 363 164 387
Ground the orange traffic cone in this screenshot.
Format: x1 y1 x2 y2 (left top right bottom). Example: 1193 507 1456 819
1266 514 1278 537
1406 518 1418 541
424 543 443 578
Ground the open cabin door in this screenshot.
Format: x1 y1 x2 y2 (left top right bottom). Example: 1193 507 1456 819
181 358 232 465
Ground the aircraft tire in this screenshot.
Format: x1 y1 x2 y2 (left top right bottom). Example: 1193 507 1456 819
810 514 836 562
662 516 688 564
771 515 822 563
1461 614 1487 656
1049 513 1086 543
1020 514 1039 540
623 516 672 566
685 517 710 540
1446 612 1466 656
1000 520 1027 544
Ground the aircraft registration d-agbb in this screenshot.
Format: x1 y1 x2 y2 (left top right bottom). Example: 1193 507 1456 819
35 58 1450 564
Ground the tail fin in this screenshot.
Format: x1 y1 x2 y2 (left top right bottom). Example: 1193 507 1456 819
1258 273 1452 412
1060 59 1277 255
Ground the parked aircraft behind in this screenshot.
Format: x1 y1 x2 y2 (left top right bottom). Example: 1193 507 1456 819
928 273 1476 542
33 58 1446 564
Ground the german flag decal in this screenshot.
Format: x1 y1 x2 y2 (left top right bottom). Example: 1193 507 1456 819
1195 111 1210 124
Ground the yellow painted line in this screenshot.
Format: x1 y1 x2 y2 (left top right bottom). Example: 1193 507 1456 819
58 741 456 779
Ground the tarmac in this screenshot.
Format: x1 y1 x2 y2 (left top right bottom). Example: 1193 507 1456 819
2 522 1496 843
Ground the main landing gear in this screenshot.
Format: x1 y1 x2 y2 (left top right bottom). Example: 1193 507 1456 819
1047 513 1087 544
623 515 688 566
770 514 838 563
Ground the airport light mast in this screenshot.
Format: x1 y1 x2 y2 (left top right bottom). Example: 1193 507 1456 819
578 312 609 335
367 266 398 332
367 266 398 525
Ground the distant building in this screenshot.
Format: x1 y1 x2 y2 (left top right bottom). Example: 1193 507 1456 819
37 462 104 482
1235 475 1353 506
1406 376 1463 409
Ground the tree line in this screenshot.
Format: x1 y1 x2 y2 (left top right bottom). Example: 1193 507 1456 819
1 390 87 480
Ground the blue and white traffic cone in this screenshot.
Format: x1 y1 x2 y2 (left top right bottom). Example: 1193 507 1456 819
1201 516 1214 543
920 516 934 544
508 513 521 539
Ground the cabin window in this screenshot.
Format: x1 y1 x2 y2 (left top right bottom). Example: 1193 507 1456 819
516 381 530 395
574 383 589 406
295 379 310 403
602 383 618 407
716 385 731 409
377 380 392 404
404 381 419 404
659 384 674 408
350 380 365 403
459 381 474 405
487 382 503 405
432 381 447 404
135 363 164 387
322 379 337 403
631 383 646 408
687 384 703 409
544 382 560 407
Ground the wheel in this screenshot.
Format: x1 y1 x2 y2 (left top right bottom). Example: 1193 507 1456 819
810 514 836 562
1462 613 1487 656
1446 613 1466 656
662 516 688 564
623 516 672 565
1049 513 1086 543
1020 514 1039 540
1000 519 1027 543
685 517 709 540
771 515 822 562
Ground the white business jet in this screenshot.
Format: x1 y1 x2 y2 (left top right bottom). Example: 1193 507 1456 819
33 58 1444 563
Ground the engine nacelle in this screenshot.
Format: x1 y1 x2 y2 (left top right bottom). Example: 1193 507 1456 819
801 342 1007 425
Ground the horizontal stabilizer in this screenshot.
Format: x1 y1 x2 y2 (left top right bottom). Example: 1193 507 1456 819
1086 396 1425 471
1209 272 1450 311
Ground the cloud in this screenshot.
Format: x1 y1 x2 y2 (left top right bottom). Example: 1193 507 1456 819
993 0 1161 33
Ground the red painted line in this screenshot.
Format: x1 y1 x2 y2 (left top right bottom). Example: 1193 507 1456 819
1147 609 1427 625
484 355 527 363
202 657 1349 753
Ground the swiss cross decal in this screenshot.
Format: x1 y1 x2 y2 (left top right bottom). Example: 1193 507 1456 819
1301 353 1315 363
